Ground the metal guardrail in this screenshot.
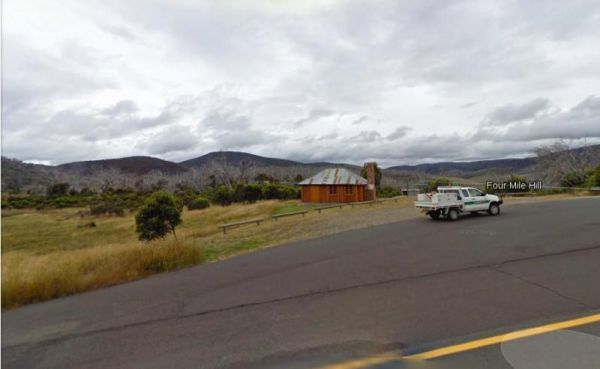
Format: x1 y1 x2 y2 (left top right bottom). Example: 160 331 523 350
315 204 344 213
272 210 308 220
350 200 375 207
218 218 265 234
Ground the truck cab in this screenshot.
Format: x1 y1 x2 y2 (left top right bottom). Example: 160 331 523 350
438 186 501 212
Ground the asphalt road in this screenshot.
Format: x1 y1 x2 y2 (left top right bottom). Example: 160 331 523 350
3 197 600 369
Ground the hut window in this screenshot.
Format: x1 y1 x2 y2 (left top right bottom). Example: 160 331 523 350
329 186 337 195
345 185 353 194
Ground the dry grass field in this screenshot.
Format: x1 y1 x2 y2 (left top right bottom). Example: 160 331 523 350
4 193 591 309
2 198 418 308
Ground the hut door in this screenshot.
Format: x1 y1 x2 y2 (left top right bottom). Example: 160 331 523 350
311 186 320 202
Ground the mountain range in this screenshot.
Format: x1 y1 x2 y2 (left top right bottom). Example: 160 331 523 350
3 145 599 192
387 158 538 177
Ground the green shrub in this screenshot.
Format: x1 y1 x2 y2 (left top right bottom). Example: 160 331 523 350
79 187 96 196
560 171 586 187
378 187 401 198
135 192 183 241
213 185 233 206
243 184 263 203
262 183 299 200
187 197 210 210
585 165 600 187
427 177 450 192
174 185 200 208
263 183 280 199
46 183 70 197
231 184 246 203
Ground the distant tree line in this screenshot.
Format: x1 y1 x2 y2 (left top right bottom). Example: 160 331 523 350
1 180 301 212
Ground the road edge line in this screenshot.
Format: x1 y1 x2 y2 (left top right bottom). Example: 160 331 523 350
317 312 600 368
405 313 600 360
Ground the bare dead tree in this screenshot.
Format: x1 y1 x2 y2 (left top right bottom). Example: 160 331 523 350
238 160 253 184
534 139 599 184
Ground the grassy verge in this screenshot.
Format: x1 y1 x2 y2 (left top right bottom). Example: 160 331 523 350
3 193 588 308
6 199 412 308
1 240 203 307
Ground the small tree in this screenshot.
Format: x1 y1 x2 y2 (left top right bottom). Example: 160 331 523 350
135 192 182 241
46 183 70 197
586 165 600 187
187 196 210 210
241 184 262 203
263 183 280 199
560 171 586 187
214 185 233 206
427 177 450 192
378 186 401 198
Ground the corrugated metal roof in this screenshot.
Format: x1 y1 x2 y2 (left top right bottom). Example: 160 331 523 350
298 168 367 186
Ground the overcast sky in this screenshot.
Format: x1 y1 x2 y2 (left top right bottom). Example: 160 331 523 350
3 0 600 166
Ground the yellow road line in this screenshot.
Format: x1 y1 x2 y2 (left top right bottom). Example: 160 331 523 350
407 313 600 360
316 355 399 369
317 312 600 368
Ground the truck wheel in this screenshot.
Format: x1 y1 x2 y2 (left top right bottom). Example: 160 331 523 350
447 208 459 221
428 210 440 220
488 203 500 216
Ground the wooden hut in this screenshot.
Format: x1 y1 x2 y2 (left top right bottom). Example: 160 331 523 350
298 167 370 203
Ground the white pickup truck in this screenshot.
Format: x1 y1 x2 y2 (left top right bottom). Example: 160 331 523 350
414 186 503 220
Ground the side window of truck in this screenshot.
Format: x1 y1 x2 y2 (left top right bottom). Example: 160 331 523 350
462 189 470 197
469 188 483 197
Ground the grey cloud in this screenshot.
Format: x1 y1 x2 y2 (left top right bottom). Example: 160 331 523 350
137 125 198 155
97 22 137 40
201 104 279 150
212 129 277 150
351 115 368 125
43 105 176 142
60 41 102 67
572 95 600 113
461 101 477 109
101 100 139 117
3 40 113 114
349 130 382 143
483 98 550 126
387 126 411 140
4 0 600 166
203 109 251 130
317 132 338 141
2 131 104 164
293 107 335 127
498 96 600 142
